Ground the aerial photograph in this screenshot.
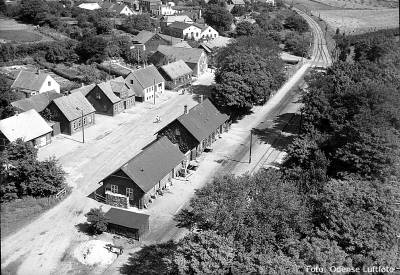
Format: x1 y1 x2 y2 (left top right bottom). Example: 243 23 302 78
0 0 398 273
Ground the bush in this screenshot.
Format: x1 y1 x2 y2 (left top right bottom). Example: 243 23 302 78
284 13 309 33
85 207 109 234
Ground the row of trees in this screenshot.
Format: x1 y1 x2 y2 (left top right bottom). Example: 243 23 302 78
0 140 67 202
118 27 400 274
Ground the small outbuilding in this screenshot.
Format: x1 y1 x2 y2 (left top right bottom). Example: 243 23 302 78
105 208 150 240
159 60 193 89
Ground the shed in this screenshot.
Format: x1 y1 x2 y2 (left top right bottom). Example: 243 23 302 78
105 208 150 240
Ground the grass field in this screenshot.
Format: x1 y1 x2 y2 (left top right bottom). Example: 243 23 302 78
0 30 43 43
312 8 399 34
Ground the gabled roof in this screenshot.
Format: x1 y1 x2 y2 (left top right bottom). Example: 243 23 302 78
105 208 149 230
176 99 229 142
0 109 52 142
160 60 193 80
133 30 156 44
157 33 184 44
168 22 198 31
120 136 184 193
231 0 245 4
70 84 96 97
96 82 122 104
200 36 233 50
126 65 165 93
52 93 95 121
109 81 135 99
162 15 193 24
173 41 192 48
11 91 63 113
155 45 205 63
11 70 54 92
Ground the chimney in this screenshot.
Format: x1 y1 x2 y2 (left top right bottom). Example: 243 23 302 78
200 94 204 103
184 105 188 114
81 83 84 87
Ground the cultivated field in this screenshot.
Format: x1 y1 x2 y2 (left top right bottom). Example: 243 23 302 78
311 9 399 34
291 0 398 10
0 18 51 43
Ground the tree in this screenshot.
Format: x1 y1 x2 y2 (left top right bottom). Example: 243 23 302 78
284 13 309 33
78 64 107 84
312 179 399 268
19 0 49 25
284 32 310 57
231 5 246 16
235 21 260 37
203 5 233 33
94 18 113 34
0 74 22 119
122 14 155 33
76 35 107 63
85 207 109 234
0 0 6 14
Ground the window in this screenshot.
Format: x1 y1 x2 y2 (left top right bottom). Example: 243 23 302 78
130 79 134 84
96 92 101 99
110 185 118 193
126 188 134 197
73 121 77 130
78 119 82 127
83 117 87 125
88 115 92 123
48 81 51 86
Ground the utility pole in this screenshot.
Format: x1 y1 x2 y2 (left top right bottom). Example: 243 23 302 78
76 107 85 143
153 78 156 105
249 129 253 163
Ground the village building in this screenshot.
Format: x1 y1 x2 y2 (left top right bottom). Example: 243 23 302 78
131 30 184 53
101 136 185 209
105 208 149 240
162 22 202 40
159 60 193 90
85 80 135 116
194 24 219 40
11 70 60 98
227 0 246 6
122 0 139 10
160 14 194 28
78 2 101 10
150 45 207 77
0 109 53 150
101 2 135 15
152 4 177 15
157 98 229 163
47 93 96 135
11 91 63 114
139 0 161 12
69 83 96 96
125 65 165 102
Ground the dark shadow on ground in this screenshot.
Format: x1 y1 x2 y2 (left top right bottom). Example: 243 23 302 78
75 222 95 236
120 241 177 275
252 113 302 152
190 85 214 102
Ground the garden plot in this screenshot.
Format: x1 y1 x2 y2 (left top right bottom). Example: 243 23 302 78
0 18 50 43
311 8 399 34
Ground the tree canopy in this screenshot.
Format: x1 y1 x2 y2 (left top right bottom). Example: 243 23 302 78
203 4 233 33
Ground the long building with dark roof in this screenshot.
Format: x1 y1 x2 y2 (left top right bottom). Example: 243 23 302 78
101 136 185 209
157 98 229 162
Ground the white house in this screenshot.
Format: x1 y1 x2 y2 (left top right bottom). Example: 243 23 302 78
265 0 275 5
198 25 219 40
102 2 135 15
164 22 202 40
78 3 101 10
11 70 60 98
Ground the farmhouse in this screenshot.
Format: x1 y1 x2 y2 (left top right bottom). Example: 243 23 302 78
163 22 202 40
85 80 135 116
11 91 63 114
11 70 60 98
101 2 135 15
101 136 185 209
105 208 149 240
153 4 177 16
157 98 229 163
125 65 165 102
47 93 95 135
131 30 183 53
0 109 52 150
159 60 193 89
194 24 219 40
150 45 207 77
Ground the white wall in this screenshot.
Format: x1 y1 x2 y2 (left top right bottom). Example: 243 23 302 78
183 26 202 40
39 75 60 94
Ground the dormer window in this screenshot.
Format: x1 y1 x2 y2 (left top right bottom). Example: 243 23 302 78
130 79 134 84
96 92 101 99
48 81 51 86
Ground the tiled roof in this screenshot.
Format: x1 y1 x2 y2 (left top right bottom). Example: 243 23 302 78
126 65 165 93
70 84 96 97
96 82 122 104
157 33 183 44
11 91 63 113
133 30 156 44
52 93 95 121
121 136 184 192
160 60 193 80
109 81 135 99
162 15 193 24
105 208 149 230
11 70 52 92
200 36 232 50
177 99 229 142
168 22 196 30
155 45 204 63
0 109 52 142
